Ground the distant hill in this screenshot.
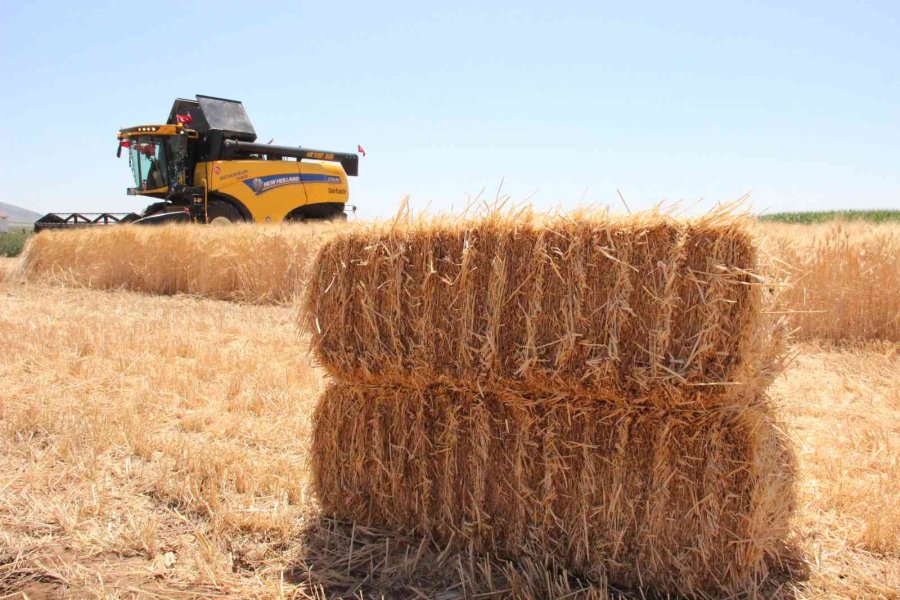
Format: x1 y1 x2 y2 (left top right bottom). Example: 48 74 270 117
0 201 42 224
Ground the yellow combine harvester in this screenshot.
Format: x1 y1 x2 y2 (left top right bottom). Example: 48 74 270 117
35 95 358 230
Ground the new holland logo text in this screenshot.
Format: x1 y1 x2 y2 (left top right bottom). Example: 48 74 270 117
243 173 341 195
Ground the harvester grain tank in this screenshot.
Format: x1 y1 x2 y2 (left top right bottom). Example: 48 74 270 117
35 95 359 231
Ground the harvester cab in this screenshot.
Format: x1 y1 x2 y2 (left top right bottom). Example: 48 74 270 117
35 95 359 231
117 124 194 202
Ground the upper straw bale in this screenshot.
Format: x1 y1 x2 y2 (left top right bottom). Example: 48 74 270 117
312 382 796 597
303 209 787 404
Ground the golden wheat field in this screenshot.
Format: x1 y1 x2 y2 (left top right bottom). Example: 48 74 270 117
762 222 899 342
15 220 899 342
14 223 346 304
1 218 898 599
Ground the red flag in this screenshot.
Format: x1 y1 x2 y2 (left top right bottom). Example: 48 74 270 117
176 113 193 124
357 144 366 157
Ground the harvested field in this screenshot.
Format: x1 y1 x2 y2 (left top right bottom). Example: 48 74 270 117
0 284 321 596
0 281 897 597
312 383 795 596
304 211 787 405
14 222 346 303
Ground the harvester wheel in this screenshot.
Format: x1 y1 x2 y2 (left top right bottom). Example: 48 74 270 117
206 201 243 225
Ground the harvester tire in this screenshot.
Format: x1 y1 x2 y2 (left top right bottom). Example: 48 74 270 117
207 201 243 225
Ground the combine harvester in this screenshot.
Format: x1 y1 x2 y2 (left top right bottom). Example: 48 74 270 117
35 95 359 231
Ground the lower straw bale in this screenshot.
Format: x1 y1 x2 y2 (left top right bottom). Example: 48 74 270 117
304 211 786 406
311 383 796 597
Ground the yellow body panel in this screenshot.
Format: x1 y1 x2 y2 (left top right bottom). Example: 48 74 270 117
198 159 349 223
118 122 351 222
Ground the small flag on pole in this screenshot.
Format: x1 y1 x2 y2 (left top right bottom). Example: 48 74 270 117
176 113 193 124
358 144 366 157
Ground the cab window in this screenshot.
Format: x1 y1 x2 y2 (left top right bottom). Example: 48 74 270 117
128 137 168 190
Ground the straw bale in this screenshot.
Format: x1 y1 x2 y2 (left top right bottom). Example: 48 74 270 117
311 382 796 597
304 211 785 405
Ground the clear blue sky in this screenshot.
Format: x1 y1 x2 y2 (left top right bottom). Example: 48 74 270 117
1 1 898 218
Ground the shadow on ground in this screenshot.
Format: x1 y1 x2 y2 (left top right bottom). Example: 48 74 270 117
287 516 810 600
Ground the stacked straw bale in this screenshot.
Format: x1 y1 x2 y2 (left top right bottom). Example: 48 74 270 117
302 210 794 597
305 212 786 406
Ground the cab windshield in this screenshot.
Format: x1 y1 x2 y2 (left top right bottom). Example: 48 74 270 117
124 135 186 191
127 136 168 191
